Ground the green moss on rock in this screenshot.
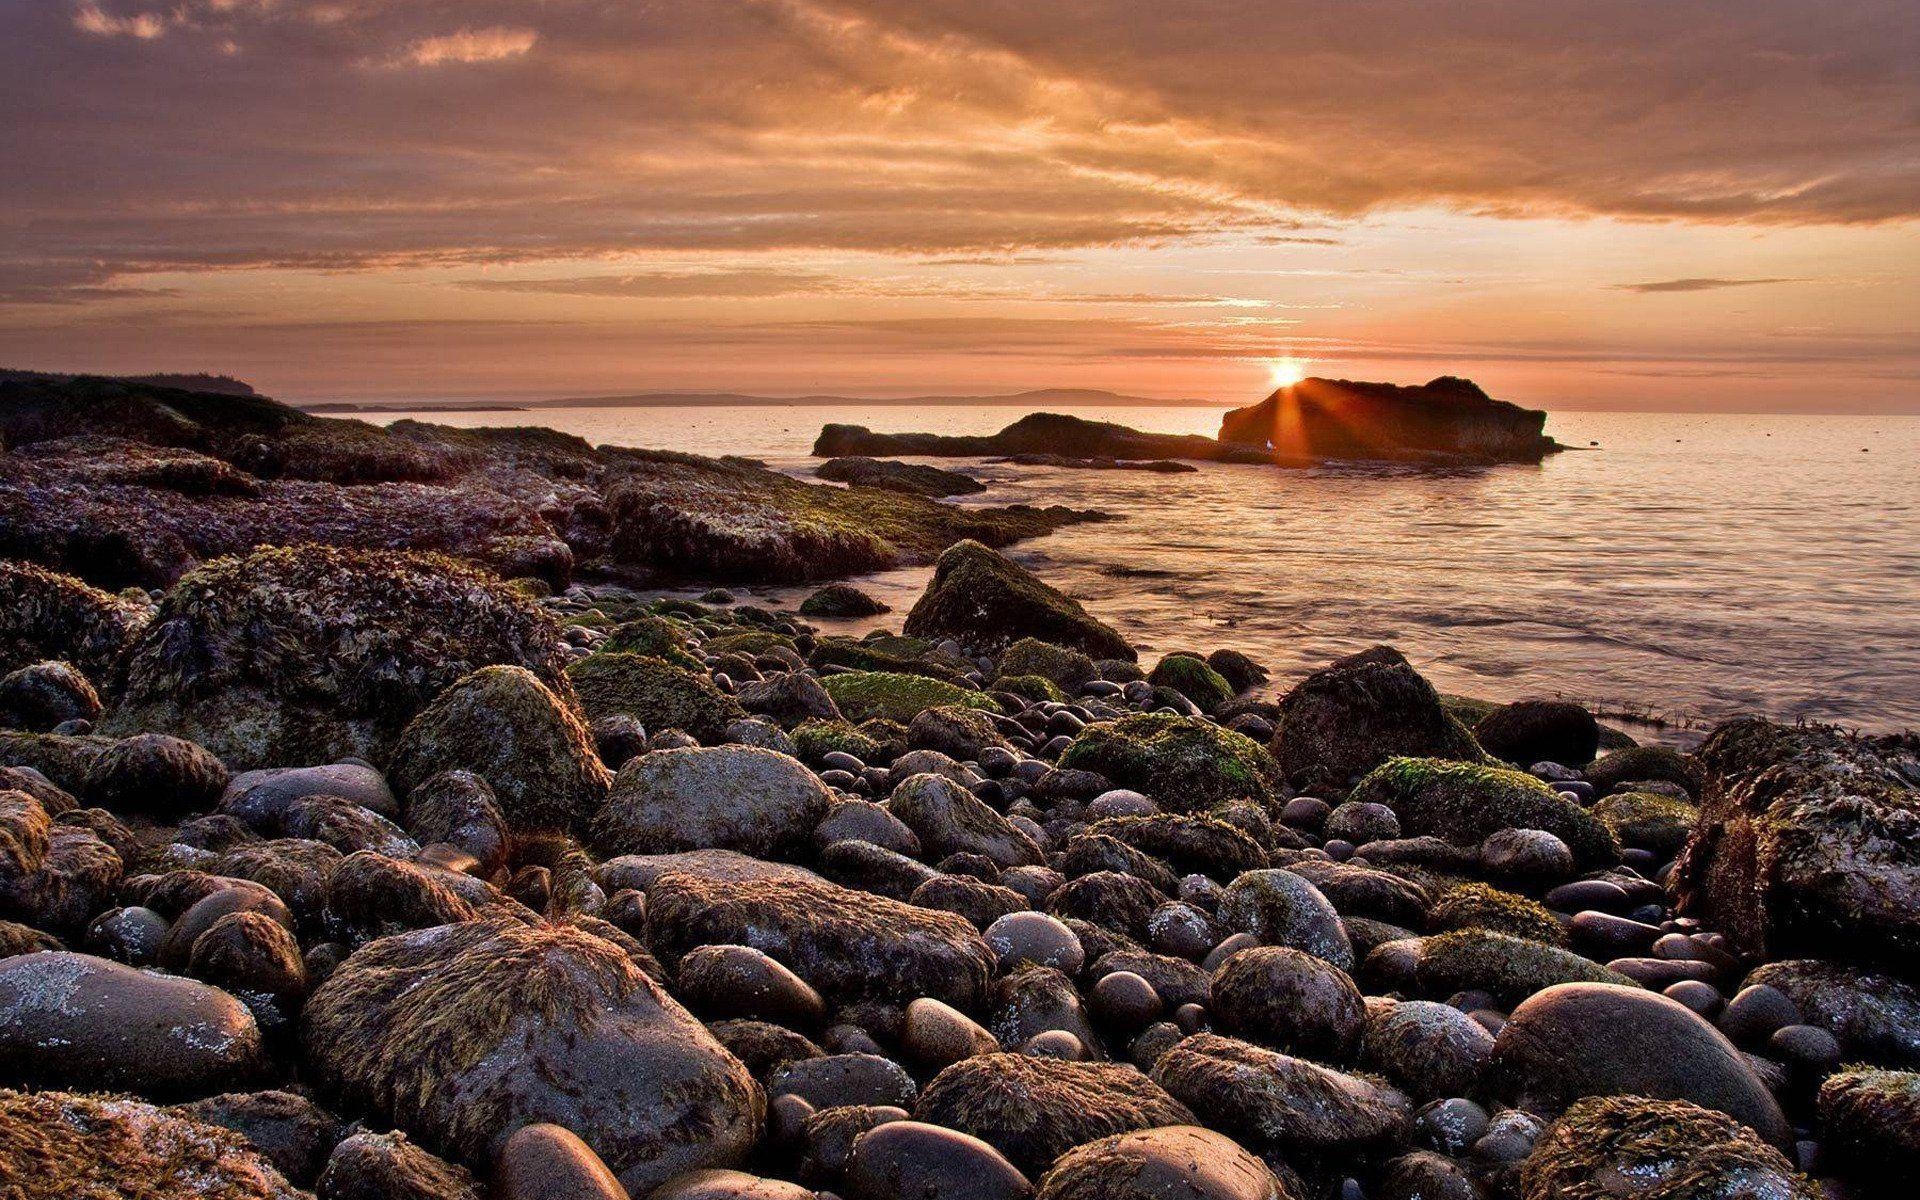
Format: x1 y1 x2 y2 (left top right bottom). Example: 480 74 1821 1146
996 674 1068 704
792 719 886 766
1416 930 1632 1007
905 540 1132 660
565 653 745 743
1060 714 1281 813
1593 790 1697 857
996 638 1097 693
702 630 796 659
820 671 995 725
1350 757 1619 867
0 560 152 681
1818 1066 1920 1181
1430 883 1568 946
1521 1095 1812 1200
810 635 966 682
601 614 701 669
1147 654 1234 711
0 1088 305 1199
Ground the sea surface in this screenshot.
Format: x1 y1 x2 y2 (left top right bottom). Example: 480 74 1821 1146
366 404 1920 739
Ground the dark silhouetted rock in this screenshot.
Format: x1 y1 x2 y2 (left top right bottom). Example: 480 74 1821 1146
906 540 1132 660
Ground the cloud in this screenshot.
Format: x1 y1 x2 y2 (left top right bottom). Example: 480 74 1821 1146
396 26 536 67
1613 277 1803 294
72 4 166 39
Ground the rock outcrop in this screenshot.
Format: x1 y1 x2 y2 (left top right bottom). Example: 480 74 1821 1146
1217 376 1558 464
905 540 1133 660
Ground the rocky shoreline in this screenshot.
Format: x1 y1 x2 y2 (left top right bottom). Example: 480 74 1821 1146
0 379 1913 1200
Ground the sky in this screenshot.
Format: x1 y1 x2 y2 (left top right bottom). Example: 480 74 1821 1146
2 0 1917 411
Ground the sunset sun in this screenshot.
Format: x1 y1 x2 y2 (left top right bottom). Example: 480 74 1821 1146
1268 358 1310 388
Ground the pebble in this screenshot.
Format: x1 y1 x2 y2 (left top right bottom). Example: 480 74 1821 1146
495 1124 629 1200
843 1120 1033 1200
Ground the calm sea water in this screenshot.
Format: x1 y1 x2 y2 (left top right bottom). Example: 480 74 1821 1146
370 404 1920 738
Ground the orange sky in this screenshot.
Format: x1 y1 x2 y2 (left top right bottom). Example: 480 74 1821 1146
3 1 1917 411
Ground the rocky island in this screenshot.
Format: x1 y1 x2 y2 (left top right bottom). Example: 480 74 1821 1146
815 377 1561 469
0 375 1909 1200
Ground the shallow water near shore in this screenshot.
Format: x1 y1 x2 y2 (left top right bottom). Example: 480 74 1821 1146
370 404 1920 738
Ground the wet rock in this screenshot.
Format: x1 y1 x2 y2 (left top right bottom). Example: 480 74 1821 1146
1745 959 1920 1068
221 762 399 828
318 1130 482 1200
1212 945 1366 1061
1091 950 1211 1012
999 639 1099 694
0 791 122 935
80 732 229 819
1147 655 1234 712
1675 719 1919 969
889 772 1044 868
1034 1124 1293 1200
1270 647 1485 791
188 910 308 1001
845 1118 1033 1200
986 911 1085 974
567 653 746 743
495 1123 630 1200
909 705 1010 760
800 581 895 618
0 950 267 1098
1061 834 1179 894
821 671 996 725
771 1052 917 1110
677 943 826 1028
915 1052 1194 1176
816 799 921 856
0 559 152 679
1152 1033 1411 1163
991 966 1104 1060
1432 883 1566 947
905 540 1132 661
1473 701 1599 769
402 770 509 876
651 1168 814 1199
1582 745 1700 796
1818 1066 1920 1186
1059 715 1280 813
0 661 102 731
902 996 1001 1070
1592 790 1697 857
106 546 570 769
324 852 481 943
1047 871 1166 943
0 918 60 958
1489 982 1791 1146
648 869 995 1009
1416 931 1631 1007
1216 869 1354 971
709 1019 824 1078
817 455 985 498
1380 1151 1484 1200
0 1088 304 1199
388 665 611 834
1086 814 1268 881
913 874 1029 927
302 917 761 1194
1518 1096 1810 1200
1362 1000 1496 1102
281 794 417 858
173 1088 346 1187
1350 758 1617 868
1285 859 1430 928
591 746 831 861
1480 828 1576 884
737 672 842 727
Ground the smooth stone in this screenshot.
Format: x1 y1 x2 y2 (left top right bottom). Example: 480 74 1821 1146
1721 983 1803 1047
1033 1125 1285 1200
844 1120 1033 1200
496 1123 629 1200
985 912 1084 975
770 1053 918 1111
650 1169 813 1200
676 944 826 1028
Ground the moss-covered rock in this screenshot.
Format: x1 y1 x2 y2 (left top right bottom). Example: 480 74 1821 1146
387 665 610 833
809 635 967 683
565 652 745 742
1473 700 1600 768
1059 714 1280 813
1674 719 1919 969
1430 883 1567 946
590 745 832 860
1583 744 1700 796
301 917 761 1195
1416 931 1631 1006
316 1130 481 1200
997 639 1098 693
905 540 1132 660
996 674 1067 704
1085 813 1268 880
647 868 995 1010
1035 1125 1294 1200
1520 1096 1811 1200
1350 757 1619 868
1593 790 1697 857
821 671 995 725
1272 646 1486 791
0 1088 306 1199
914 1053 1194 1176
0 661 103 731
1360 999 1495 1101
799 583 891 617
792 719 886 766
1818 1066 1920 1183
1743 959 1920 1069
600 614 701 669
0 730 117 793
106 547 569 769
0 559 152 681
1147 654 1234 711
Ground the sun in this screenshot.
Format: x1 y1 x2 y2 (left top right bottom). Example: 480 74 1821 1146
1267 357 1310 388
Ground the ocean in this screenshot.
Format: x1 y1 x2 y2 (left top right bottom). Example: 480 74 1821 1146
364 404 1920 740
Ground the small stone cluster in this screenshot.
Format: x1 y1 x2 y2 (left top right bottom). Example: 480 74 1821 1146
0 534 1912 1200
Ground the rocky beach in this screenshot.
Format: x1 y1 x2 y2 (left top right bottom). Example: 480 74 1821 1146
0 375 1914 1200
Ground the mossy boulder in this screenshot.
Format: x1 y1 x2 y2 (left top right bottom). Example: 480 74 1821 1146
590 745 833 861
1818 1067 1920 1183
1206 649 1268 693
997 639 1097 694
1350 757 1619 868
792 719 886 767
0 730 117 794
799 583 891 618
1216 868 1354 970
0 559 152 681
1360 999 1495 1101
1035 1125 1294 1200
566 653 745 743
1086 813 1268 880
996 674 1068 704
301 917 762 1195
600 614 701 669
646 868 995 1010
1059 714 1281 813
1593 790 1697 857
1520 1096 1811 1200
1583 744 1700 796
914 1053 1194 1176
1473 699 1600 768
0 1088 305 1199
809 635 967 683
1151 1033 1410 1164
106 547 569 769
821 671 995 725
1674 719 1919 968
0 661 103 731
316 1129 481 1200
1430 883 1567 946
387 665 610 833
1271 646 1486 791
905 540 1132 660
1416 931 1632 1007
1147 654 1234 711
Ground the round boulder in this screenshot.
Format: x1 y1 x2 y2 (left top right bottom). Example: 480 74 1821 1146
1036 1125 1294 1200
591 746 832 861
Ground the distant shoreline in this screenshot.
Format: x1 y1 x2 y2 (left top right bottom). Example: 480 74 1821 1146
295 388 1231 414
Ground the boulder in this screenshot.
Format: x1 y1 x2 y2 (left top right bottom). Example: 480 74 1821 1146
888 773 1043 868
821 671 996 725
1151 1033 1410 1162
1216 869 1353 971
1270 647 1484 791
0 1088 304 1199
1147 655 1234 711
736 672 841 726
1583 744 1700 796
1349 757 1618 868
301 917 762 1195
0 792 122 935
914 1052 1194 1175
566 653 746 743
908 705 1009 760
1416 931 1631 1007
0 661 103 731
171 1088 346 1187
844 1119 1033 1200
1489 982 1791 1146
1674 719 1920 969
1519 1096 1810 1200
647 869 996 1010
905 540 1132 660
0 950 267 1099
221 762 399 828
1744 959 1920 1068
495 1124 629 1200
1472 700 1600 768
0 559 151 679
105 547 570 769
1212 946 1366 1061
386 665 610 833
998 639 1099 693
1059 715 1281 813
591 746 832 860
1361 999 1495 1101
317 1130 482 1200
1035 1125 1294 1200
1818 1067 1920 1186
